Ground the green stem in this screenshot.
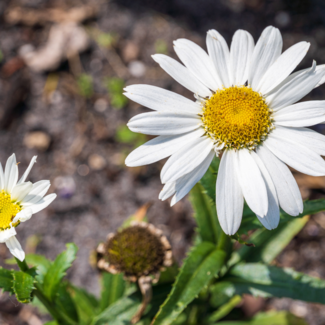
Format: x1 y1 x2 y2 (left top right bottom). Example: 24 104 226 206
15 258 76 325
217 231 231 254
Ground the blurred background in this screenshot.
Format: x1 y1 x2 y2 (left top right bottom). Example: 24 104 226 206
1 0 325 324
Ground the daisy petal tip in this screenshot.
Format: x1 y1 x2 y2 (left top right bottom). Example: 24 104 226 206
124 157 133 167
6 236 25 262
13 248 25 262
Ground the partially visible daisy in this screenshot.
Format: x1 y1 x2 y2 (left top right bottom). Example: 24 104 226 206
124 26 325 235
0 154 56 261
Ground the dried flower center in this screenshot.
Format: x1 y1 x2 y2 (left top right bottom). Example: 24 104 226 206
0 191 22 230
106 226 165 277
202 86 273 150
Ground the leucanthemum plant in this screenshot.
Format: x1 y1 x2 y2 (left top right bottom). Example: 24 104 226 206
4 26 325 325
124 25 325 235
0 153 56 261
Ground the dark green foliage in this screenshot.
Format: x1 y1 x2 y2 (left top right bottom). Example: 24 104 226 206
152 243 226 325
0 267 14 294
43 243 78 301
190 183 220 244
100 273 125 311
213 263 325 303
12 267 37 303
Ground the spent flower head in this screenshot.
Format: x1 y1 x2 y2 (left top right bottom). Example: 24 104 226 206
124 25 325 235
97 221 172 281
97 221 172 324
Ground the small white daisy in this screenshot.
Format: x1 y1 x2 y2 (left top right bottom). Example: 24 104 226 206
0 154 56 261
124 26 325 235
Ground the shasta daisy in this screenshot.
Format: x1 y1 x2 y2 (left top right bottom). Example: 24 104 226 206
0 154 56 261
124 26 325 235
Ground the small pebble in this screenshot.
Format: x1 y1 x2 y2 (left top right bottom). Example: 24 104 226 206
88 154 106 170
128 60 146 78
77 164 90 176
94 98 108 112
24 131 51 151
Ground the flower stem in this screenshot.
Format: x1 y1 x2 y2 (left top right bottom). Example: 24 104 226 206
217 230 231 255
15 258 76 325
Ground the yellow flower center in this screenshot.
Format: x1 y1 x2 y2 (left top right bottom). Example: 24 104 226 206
202 86 273 150
0 191 22 230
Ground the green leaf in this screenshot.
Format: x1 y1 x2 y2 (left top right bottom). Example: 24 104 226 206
199 157 220 202
43 243 78 301
214 310 307 325
206 295 242 323
158 264 179 284
209 282 235 308
44 322 59 325
115 125 146 147
6 254 52 283
104 77 128 109
12 267 37 303
77 74 93 99
232 216 309 265
92 292 142 325
0 267 14 294
151 242 226 325
281 199 325 222
100 273 125 312
239 199 325 235
55 283 79 324
70 286 99 325
221 262 325 303
93 284 171 325
190 183 220 244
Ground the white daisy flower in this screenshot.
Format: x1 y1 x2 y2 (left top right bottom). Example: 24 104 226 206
0 154 57 261
124 26 325 235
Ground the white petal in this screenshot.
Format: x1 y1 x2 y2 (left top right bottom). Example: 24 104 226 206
235 149 268 217
4 154 18 193
152 54 212 98
0 227 16 243
266 61 325 110
248 26 282 89
0 163 4 191
251 152 280 230
256 145 302 215
159 182 176 201
315 64 325 88
161 136 214 183
216 150 244 235
11 182 33 202
173 38 222 90
281 64 325 89
30 193 57 214
270 126 325 156
125 129 205 167
21 180 51 205
127 112 201 136
229 30 254 86
170 150 215 206
273 101 325 127
17 156 37 184
206 30 231 87
13 208 33 223
265 128 325 176
257 41 310 94
124 85 201 114
6 236 25 261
